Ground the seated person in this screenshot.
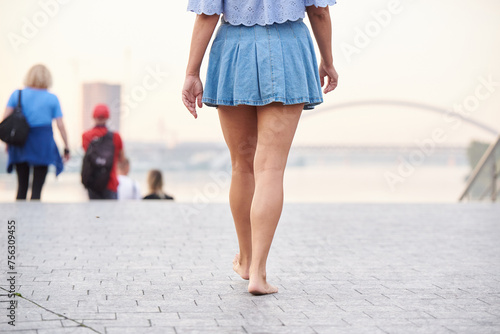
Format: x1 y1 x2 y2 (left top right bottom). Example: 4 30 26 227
143 169 174 200
117 158 141 200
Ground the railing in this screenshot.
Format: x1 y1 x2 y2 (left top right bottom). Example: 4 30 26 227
459 135 500 202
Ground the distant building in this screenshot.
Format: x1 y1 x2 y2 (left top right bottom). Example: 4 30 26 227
82 83 121 132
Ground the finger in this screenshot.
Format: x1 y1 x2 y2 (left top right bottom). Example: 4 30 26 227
197 93 203 109
182 94 190 108
320 74 325 87
182 94 195 111
330 76 339 91
326 80 337 94
324 76 331 94
184 101 196 117
331 80 338 91
186 103 195 115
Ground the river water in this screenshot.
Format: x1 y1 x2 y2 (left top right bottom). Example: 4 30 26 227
0 164 470 203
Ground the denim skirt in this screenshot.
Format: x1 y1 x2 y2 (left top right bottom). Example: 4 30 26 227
202 17 323 110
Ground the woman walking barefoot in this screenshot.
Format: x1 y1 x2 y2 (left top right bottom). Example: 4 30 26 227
182 0 339 295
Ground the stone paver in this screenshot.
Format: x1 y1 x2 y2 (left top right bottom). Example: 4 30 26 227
0 202 499 334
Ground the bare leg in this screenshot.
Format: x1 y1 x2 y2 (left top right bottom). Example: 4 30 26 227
218 105 258 280
248 102 303 295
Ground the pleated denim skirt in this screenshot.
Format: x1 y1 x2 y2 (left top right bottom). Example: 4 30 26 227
202 16 323 110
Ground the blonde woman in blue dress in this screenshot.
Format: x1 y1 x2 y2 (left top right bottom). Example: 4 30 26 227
182 0 338 295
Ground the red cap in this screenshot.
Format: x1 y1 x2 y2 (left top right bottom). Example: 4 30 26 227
93 104 110 119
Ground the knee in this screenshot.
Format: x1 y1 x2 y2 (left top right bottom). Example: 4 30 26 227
253 163 285 178
231 158 254 175
230 140 256 174
253 154 287 176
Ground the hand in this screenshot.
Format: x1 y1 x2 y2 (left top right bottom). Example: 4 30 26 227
182 74 204 119
319 61 338 94
63 148 70 163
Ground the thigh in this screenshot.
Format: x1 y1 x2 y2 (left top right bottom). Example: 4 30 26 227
33 165 48 183
15 163 30 181
15 163 30 199
254 102 303 171
31 165 48 199
218 105 258 170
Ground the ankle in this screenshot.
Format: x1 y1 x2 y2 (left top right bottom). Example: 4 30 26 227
239 260 251 268
238 255 251 266
249 268 267 279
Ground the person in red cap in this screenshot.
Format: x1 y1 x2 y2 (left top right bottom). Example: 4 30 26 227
82 104 124 199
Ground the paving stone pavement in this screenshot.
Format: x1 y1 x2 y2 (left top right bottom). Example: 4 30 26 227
0 202 499 334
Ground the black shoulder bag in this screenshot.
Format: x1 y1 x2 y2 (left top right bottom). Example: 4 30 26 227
0 90 30 146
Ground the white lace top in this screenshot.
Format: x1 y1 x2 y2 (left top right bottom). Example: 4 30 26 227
187 0 336 26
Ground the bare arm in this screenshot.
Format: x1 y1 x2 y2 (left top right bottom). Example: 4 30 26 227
186 14 220 76
3 107 13 121
182 13 220 118
55 117 69 148
55 117 70 162
307 5 333 66
306 5 338 93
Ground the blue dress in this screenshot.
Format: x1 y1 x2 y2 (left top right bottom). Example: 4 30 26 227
6 88 64 176
187 0 336 110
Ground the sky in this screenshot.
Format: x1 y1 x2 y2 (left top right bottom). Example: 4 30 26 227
0 0 499 151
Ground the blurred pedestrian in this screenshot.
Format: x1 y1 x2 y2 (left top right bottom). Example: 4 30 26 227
117 157 141 200
143 169 174 200
182 0 338 294
2 64 70 200
82 104 124 200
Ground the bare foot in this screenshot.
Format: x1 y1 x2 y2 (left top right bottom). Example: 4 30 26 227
248 275 278 295
233 253 250 280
